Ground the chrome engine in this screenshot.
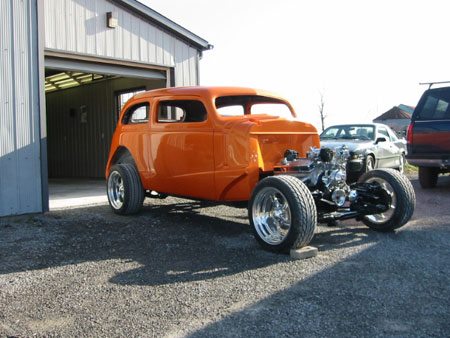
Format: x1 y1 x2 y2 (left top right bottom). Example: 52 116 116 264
275 146 356 207
274 145 393 224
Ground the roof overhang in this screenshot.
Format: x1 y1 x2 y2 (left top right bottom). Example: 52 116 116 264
112 0 213 52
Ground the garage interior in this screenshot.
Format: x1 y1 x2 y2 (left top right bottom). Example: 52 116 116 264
45 57 167 209
0 0 211 217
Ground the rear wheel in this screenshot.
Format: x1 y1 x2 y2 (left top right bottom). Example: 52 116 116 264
358 169 415 232
249 175 317 253
418 166 439 189
107 163 145 215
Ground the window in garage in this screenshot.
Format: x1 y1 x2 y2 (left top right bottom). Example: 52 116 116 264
122 102 150 124
116 87 146 120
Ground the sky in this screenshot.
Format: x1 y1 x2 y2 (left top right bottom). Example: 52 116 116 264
140 0 450 130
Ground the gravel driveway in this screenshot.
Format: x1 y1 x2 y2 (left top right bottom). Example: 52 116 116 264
1 176 449 337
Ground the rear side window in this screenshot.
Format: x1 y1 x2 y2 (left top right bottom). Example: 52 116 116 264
157 100 207 123
378 127 390 139
122 102 149 124
416 89 450 120
387 128 399 141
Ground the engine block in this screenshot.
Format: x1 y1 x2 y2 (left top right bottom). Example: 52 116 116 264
274 146 352 206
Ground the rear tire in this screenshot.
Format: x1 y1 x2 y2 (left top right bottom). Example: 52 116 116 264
107 163 145 215
249 175 317 253
418 166 439 189
358 169 415 232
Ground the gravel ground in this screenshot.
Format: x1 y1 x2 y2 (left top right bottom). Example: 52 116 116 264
1 175 449 337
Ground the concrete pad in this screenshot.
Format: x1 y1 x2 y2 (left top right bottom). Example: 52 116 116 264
49 179 108 210
290 246 318 260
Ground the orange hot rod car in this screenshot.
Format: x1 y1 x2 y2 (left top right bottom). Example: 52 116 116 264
106 87 415 253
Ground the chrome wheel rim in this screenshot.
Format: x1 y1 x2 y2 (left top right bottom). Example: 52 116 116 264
108 171 124 209
252 187 292 245
364 177 396 224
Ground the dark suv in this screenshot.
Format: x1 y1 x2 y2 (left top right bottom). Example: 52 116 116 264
407 86 450 188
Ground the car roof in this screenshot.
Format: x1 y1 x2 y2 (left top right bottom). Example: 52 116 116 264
133 86 289 102
324 123 389 129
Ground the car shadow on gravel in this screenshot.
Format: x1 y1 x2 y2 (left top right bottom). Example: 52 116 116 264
0 201 287 286
109 203 290 286
312 224 376 251
0 197 384 288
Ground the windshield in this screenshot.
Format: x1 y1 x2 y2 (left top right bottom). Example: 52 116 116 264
215 95 294 118
321 125 375 141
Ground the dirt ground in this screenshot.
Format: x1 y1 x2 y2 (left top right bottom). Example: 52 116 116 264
1 175 449 337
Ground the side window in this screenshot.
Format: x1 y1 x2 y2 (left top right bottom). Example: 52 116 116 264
419 91 450 120
388 128 398 141
157 100 207 123
378 127 390 140
122 102 149 124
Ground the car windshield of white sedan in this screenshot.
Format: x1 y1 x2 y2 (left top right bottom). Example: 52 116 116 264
215 95 294 118
321 125 375 140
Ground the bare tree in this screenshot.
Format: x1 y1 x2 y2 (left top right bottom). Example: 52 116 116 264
318 91 326 132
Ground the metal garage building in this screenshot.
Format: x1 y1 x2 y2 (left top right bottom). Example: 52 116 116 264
0 0 211 216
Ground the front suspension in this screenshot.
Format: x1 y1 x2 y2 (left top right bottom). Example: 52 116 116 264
316 182 392 223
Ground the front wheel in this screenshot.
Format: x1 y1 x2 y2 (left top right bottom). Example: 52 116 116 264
249 175 317 253
358 169 415 232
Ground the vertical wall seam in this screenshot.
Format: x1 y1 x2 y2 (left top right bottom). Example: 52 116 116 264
36 0 48 212
29 0 42 211
26 0 37 210
10 0 19 212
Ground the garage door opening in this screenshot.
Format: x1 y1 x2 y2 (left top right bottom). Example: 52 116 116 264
44 58 167 209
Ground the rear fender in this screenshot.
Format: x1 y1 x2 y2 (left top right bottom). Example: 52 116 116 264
105 147 136 177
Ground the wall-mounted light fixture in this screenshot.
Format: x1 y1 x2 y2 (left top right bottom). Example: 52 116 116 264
106 12 118 28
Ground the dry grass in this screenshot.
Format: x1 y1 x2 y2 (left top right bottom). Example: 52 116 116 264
405 162 418 175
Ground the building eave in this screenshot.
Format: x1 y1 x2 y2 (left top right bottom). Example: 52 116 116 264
112 0 213 51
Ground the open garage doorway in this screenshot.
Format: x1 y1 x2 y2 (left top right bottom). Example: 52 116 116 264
44 57 167 209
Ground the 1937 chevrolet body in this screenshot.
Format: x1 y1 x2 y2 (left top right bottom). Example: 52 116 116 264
106 87 415 253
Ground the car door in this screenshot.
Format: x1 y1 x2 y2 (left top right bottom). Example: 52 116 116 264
387 127 404 168
148 97 215 200
388 128 407 154
377 126 401 168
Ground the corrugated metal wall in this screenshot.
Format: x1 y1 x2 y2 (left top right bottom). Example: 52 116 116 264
43 0 199 86
0 0 42 216
46 77 165 178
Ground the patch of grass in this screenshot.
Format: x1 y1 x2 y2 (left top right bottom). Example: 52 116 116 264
405 162 418 175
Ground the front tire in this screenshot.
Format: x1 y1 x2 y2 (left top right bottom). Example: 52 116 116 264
107 163 145 215
358 169 415 232
418 166 439 189
249 175 317 253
